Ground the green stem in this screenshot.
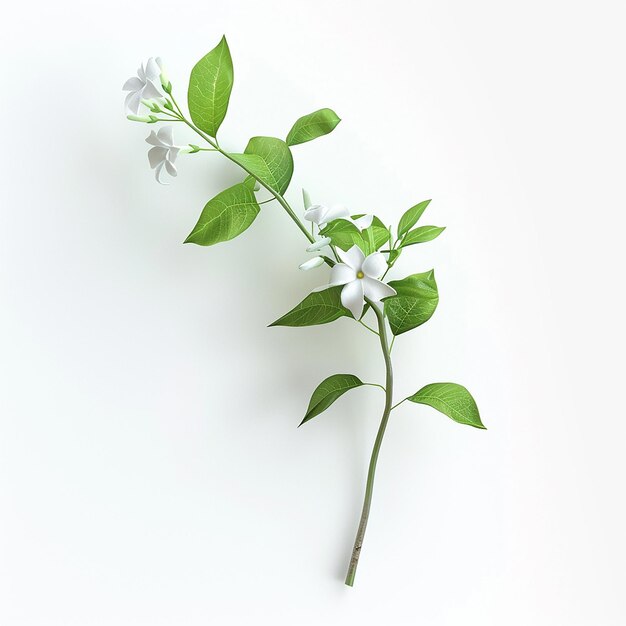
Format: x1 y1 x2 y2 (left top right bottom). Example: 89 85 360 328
390 398 407 411
345 301 393 587
358 319 379 336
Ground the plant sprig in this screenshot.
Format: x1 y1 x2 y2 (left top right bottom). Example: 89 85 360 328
123 36 486 587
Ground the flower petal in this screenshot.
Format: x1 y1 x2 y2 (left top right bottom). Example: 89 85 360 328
122 76 143 92
336 245 365 271
144 57 161 80
156 126 174 147
330 262 356 286
155 162 169 184
142 80 163 100
164 159 177 177
303 204 328 225
148 146 167 169
124 91 142 114
167 146 180 163
362 277 397 302
324 204 351 222
353 214 374 230
362 252 387 278
145 130 161 146
341 280 365 319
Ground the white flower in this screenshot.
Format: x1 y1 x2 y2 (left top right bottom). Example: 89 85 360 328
145 126 180 184
315 245 396 319
299 256 325 271
123 57 165 114
304 204 374 231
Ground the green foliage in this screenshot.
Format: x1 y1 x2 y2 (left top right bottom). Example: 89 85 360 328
319 219 364 252
387 248 401 264
184 183 259 246
286 108 342 146
384 270 439 335
397 199 431 238
269 286 351 327
230 136 294 194
301 374 364 425
361 217 392 254
319 216 390 255
401 225 445 247
242 175 257 190
188 36 234 137
407 383 485 429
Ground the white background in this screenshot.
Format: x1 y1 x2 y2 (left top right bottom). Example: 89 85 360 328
2 1 625 624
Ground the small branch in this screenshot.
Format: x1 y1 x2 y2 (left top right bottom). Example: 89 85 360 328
358 319 379 336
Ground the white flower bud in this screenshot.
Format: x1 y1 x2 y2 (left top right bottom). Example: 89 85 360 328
127 114 152 123
141 98 161 112
306 237 332 252
299 256 325 271
302 188 312 209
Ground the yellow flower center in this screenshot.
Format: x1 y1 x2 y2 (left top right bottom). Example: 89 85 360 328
356 271 364 279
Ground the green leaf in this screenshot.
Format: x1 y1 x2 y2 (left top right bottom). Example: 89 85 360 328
269 286 351 327
319 216 390 255
184 183 260 246
286 108 341 146
319 219 365 252
188 36 234 137
242 175 257 190
230 136 294 194
401 225 445 247
300 374 364 425
384 270 439 335
361 216 391 254
407 383 485 429
397 200 431 238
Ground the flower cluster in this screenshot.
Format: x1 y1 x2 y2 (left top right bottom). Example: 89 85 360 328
123 58 181 184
